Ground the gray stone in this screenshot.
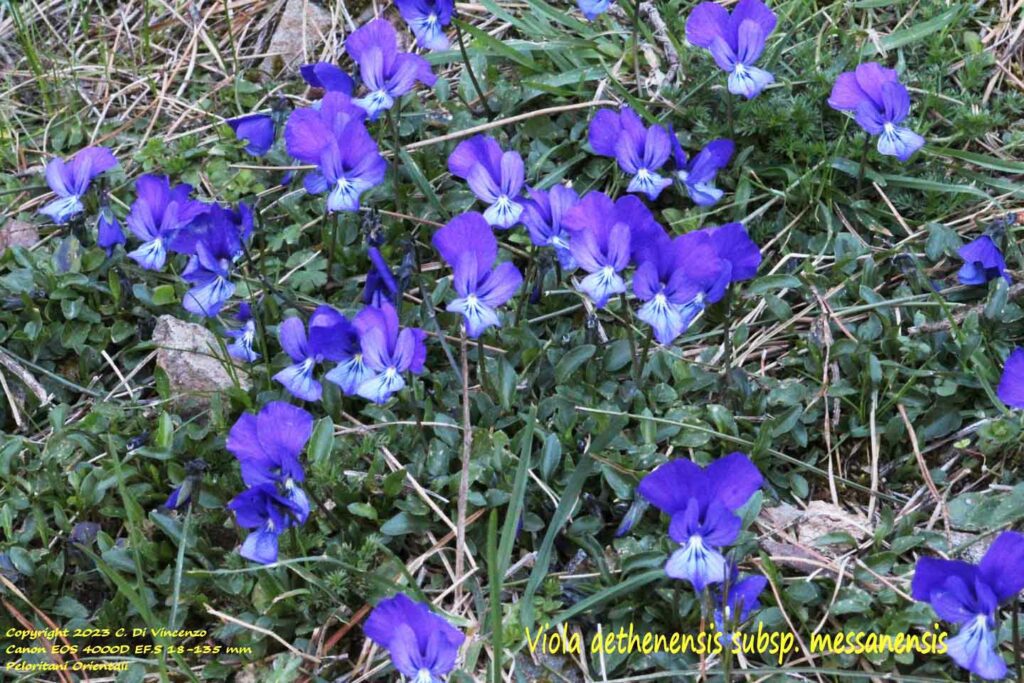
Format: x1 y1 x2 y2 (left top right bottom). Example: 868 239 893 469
152 315 250 413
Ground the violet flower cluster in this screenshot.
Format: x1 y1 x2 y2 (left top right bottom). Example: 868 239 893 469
225 402 315 564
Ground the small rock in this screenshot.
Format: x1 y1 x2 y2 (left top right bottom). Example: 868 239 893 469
0 219 39 252
263 0 336 76
152 315 250 413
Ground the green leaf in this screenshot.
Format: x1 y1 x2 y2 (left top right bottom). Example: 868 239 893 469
520 453 594 629
859 8 960 56
555 344 596 383
308 417 335 465
347 502 378 520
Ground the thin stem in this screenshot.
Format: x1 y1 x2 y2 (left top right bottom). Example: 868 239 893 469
515 246 538 321
389 105 406 216
619 292 640 384
638 328 654 387
455 332 474 604
632 0 643 95
856 133 871 194
454 18 494 119
477 336 489 393
725 90 735 140
169 506 191 630
1014 599 1022 683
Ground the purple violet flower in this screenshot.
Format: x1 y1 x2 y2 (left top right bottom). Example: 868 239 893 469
125 174 209 271
686 0 777 99
577 0 613 21
997 348 1024 409
364 593 466 682
299 62 356 94
322 306 377 396
448 135 526 229
562 192 653 307
433 212 524 337
227 114 276 156
172 203 253 317
633 231 726 344
828 63 925 162
354 301 427 404
396 0 454 51
912 531 1024 680
957 235 1010 286
226 303 260 362
39 146 118 224
346 19 437 119
668 128 734 206
285 92 386 213
518 184 580 269
274 306 362 402
589 107 674 200
637 452 762 590
227 401 314 523
96 203 126 255
227 483 305 564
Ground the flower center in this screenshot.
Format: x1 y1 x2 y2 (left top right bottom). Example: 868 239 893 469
414 669 434 683
883 122 896 135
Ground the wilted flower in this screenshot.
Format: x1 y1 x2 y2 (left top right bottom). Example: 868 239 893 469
274 306 361 402
433 212 523 337
227 401 313 522
226 303 260 362
563 193 655 307
997 348 1024 409
614 497 650 538
518 184 580 269
364 246 400 306
285 92 385 213
397 0 453 51
912 531 1024 680
227 483 305 564
227 114 276 156
448 135 525 229
828 63 925 162
957 235 1009 285
637 452 762 590
589 107 673 200
577 0 613 21
686 0 777 99
172 203 253 317
714 565 768 642
364 593 465 682
346 19 436 119
668 129 734 206
165 458 209 510
39 146 118 224
353 301 427 404
126 175 209 271
96 203 126 254
299 62 355 93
